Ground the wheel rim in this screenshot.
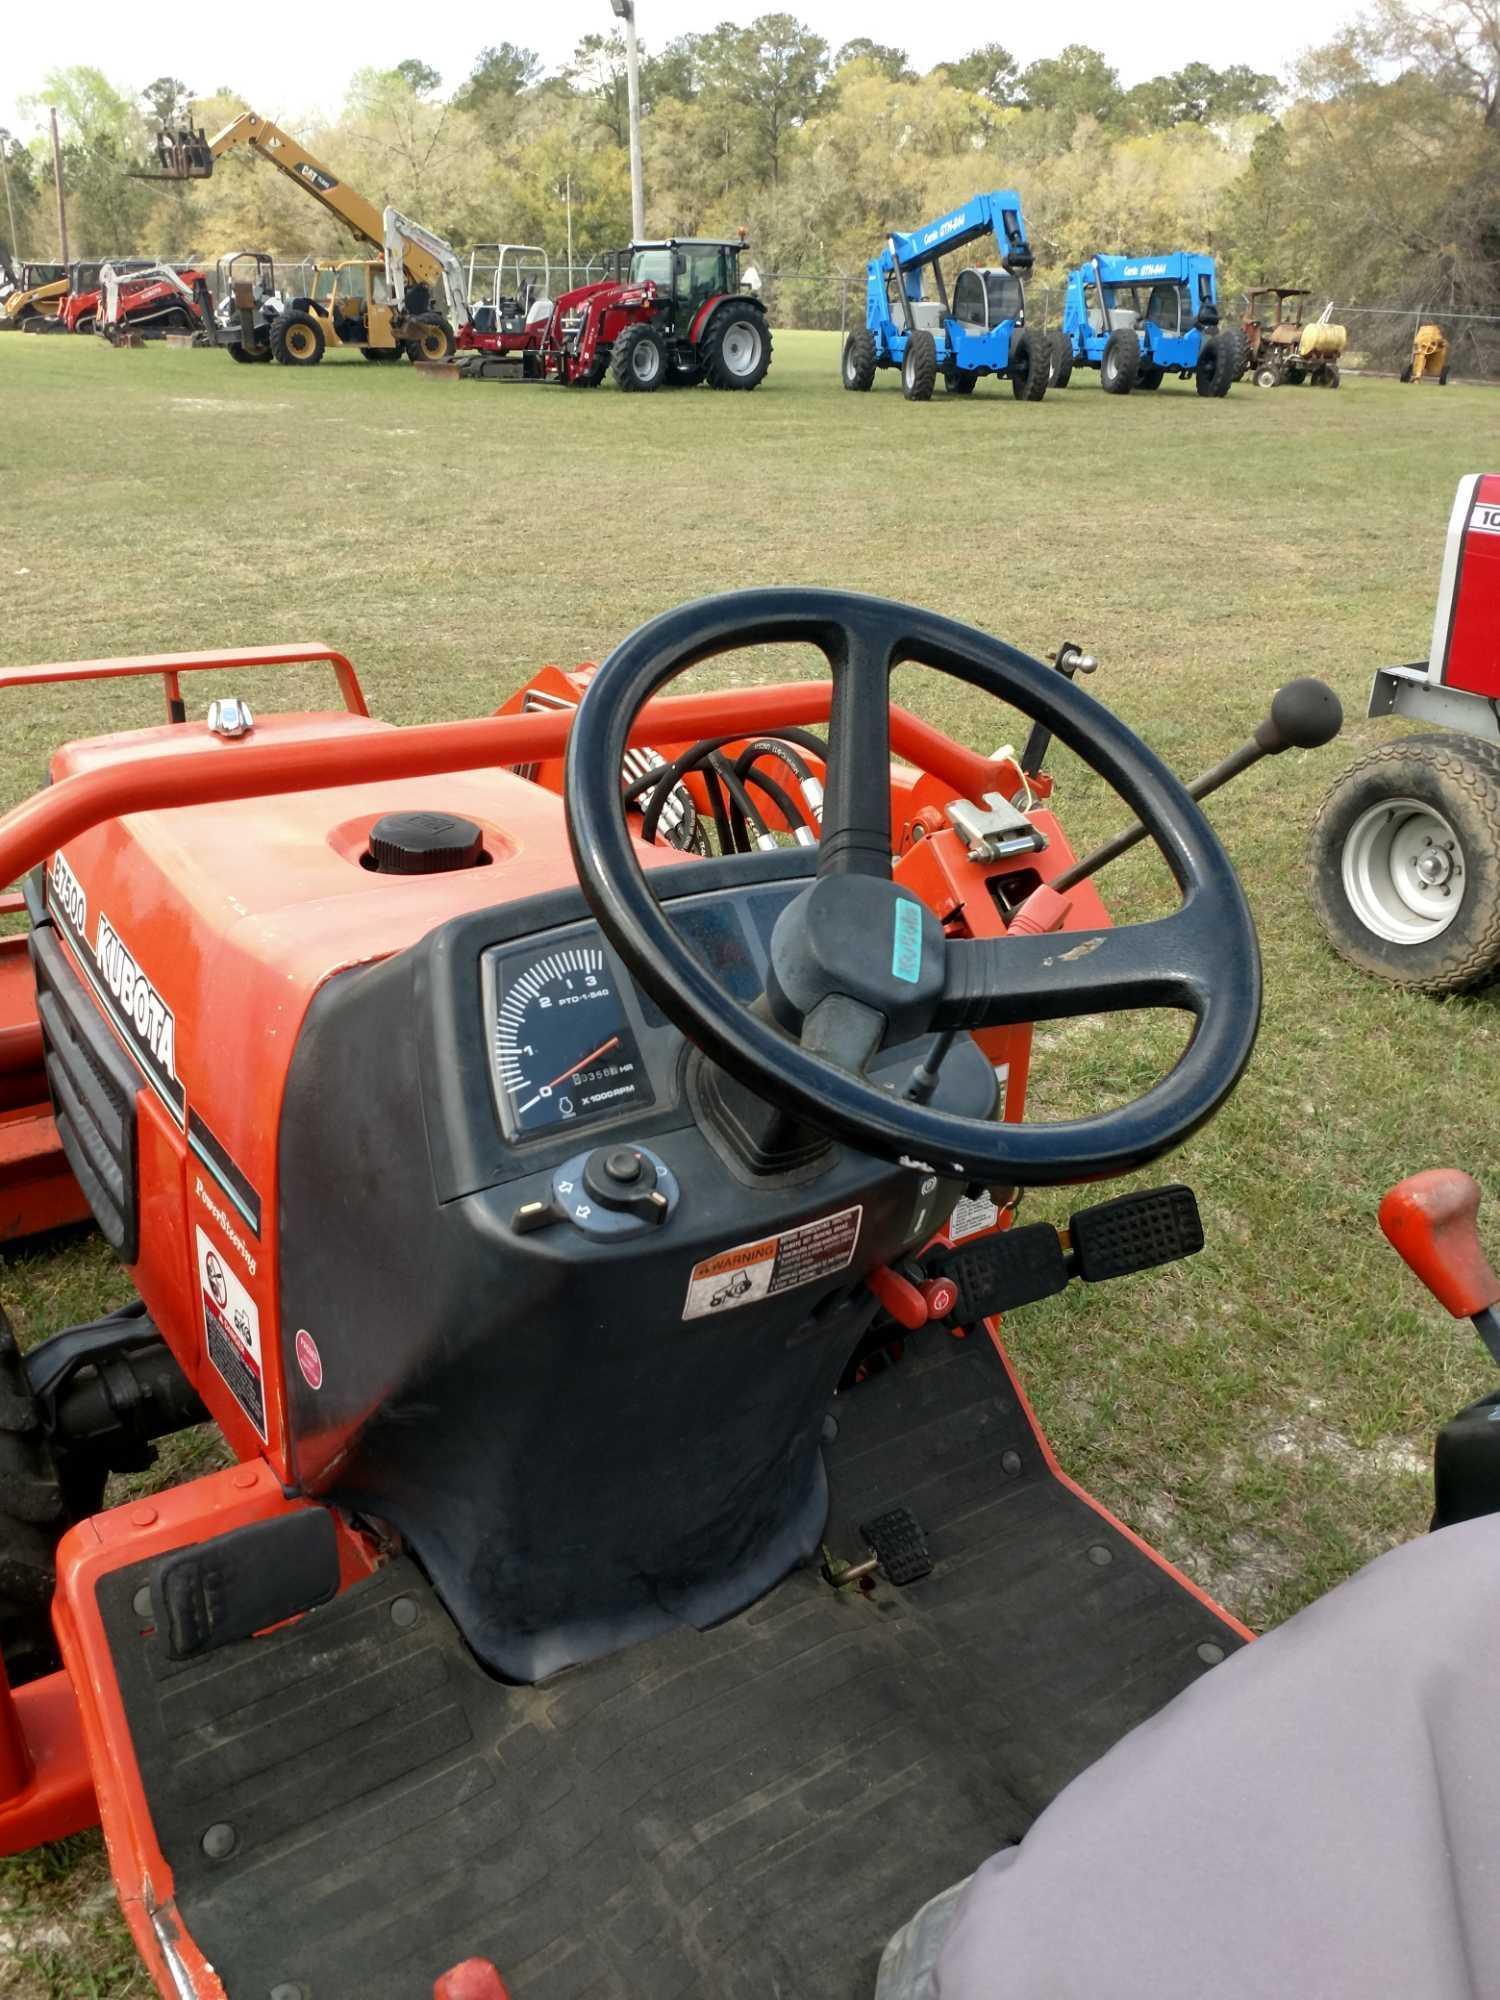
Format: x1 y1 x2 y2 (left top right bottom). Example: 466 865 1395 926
288 326 314 358
632 340 660 384
1342 797 1466 943
720 319 762 375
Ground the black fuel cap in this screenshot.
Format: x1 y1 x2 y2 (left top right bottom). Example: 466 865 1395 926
366 811 485 875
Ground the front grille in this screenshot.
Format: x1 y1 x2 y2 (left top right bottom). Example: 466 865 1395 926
29 922 140 1259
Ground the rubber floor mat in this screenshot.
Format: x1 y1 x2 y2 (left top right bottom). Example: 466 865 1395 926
100 1326 1245 2000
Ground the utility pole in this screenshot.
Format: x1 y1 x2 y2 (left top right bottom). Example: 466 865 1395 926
49 109 69 267
0 134 20 266
609 0 646 240
565 173 574 287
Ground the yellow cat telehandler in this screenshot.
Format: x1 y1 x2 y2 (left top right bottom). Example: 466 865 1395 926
140 116 469 365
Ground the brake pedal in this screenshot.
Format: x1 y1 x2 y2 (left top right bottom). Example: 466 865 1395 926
1068 1185 1203 1281
927 1224 1070 1320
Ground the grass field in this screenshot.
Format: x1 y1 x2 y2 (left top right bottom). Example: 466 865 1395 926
1 327 1497 1995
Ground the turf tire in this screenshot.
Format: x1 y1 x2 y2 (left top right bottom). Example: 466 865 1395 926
1049 332 1073 388
1254 363 1280 388
700 307 771 390
842 326 877 390
1101 329 1139 394
901 330 937 401
1009 329 1048 401
270 309 325 366
1308 734 1500 993
0 1310 66 1686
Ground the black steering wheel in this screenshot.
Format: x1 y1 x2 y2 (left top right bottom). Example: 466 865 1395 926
564 589 1260 1186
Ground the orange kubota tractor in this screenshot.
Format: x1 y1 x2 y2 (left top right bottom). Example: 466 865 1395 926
14 596 1498 2000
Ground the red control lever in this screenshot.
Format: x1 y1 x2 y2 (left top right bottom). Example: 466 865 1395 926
868 1265 960 1330
1379 1171 1500 1320
435 1962 511 2000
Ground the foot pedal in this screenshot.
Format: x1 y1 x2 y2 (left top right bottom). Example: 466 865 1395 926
926 1223 1069 1320
860 1505 933 1586
1069 1185 1203 1281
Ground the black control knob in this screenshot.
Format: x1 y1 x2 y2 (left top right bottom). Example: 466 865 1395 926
582 1146 670 1223
366 811 486 875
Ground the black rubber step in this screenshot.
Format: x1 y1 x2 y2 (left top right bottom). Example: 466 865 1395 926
100 1330 1243 1999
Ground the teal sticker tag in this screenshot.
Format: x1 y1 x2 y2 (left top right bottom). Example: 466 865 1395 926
891 899 923 984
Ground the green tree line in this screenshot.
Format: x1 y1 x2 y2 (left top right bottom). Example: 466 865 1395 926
2 0 1495 326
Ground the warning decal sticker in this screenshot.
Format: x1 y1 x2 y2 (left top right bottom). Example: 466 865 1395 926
682 1205 862 1321
196 1225 267 1440
948 1191 1000 1241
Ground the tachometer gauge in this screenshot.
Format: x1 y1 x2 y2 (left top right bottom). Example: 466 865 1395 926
493 943 654 1140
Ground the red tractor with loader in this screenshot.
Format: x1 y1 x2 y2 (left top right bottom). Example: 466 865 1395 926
458 236 772 390
1310 471 1500 991
0 593 1492 1999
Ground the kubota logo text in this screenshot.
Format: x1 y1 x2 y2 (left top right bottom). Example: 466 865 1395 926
94 914 177 1081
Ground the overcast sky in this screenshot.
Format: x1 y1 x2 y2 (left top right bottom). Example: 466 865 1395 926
4 0 1325 141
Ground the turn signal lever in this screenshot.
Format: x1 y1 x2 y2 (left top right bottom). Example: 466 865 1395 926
1379 1170 1500 1364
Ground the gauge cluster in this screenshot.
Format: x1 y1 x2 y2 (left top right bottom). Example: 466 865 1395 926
491 943 653 1139
481 888 790 1151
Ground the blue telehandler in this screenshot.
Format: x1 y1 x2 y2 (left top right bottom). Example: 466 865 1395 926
1054 253 1245 397
842 191 1050 402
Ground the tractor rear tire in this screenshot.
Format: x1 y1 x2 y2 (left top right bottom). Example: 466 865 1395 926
1049 332 1073 388
1009 330 1048 400
701 308 772 389
944 367 977 394
1308 735 1500 993
901 331 937 401
270 310 325 367
0 1310 66 1687
406 315 457 364
842 326 877 391
1101 329 1138 394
